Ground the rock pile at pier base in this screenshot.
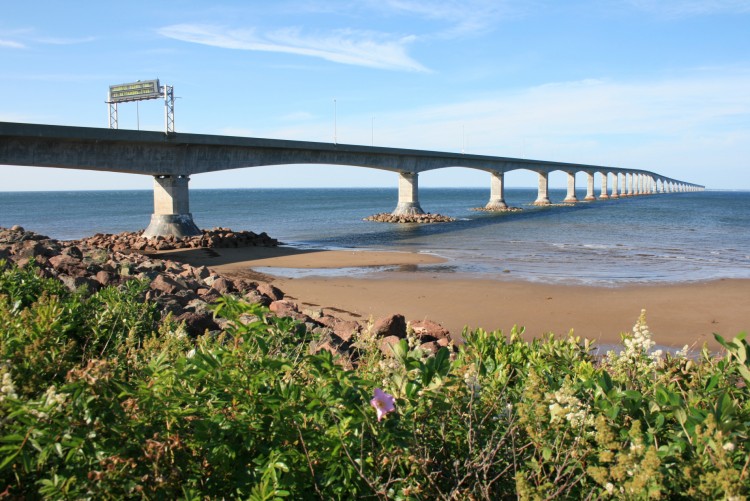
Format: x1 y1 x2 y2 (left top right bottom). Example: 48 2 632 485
364 213 455 223
73 227 278 253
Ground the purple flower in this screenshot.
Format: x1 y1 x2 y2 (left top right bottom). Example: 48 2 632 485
370 388 396 421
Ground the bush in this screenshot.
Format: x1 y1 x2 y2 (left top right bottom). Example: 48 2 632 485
0 261 748 499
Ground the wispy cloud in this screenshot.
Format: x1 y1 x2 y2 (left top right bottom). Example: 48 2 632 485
372 0 518 37
158 23 428 72
35 36 96 45
0 29 95 49
0 39 25 49
625 0 750 17
259 69 750 181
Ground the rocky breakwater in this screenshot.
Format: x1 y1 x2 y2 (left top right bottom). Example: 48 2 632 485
364 213 455 223
1 226 455 366
470 206 524 213
73 227 278 253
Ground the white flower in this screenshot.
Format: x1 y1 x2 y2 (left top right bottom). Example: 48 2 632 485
0 371 17 402
723 442 735 452
605 482 615 495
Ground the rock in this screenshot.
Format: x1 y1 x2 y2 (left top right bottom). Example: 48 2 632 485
378 335 402 356
363 213 455 224
419 341 440 355
437 337 452 348
58 275 100 294
243 290 271 306
269 300 312 323
94 270 113 286
331 319 361 343
192 265 211 280
372 314 407 339
61 245 83 260
269 300 299 316
210 277 235 294
303 307 323 320
150 274 186 295
184 298 211 315
10 225 24 232
411 319 451 341
174 311 219 336
257 282 284 301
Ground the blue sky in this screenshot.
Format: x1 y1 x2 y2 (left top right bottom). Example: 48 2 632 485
1 0 749 191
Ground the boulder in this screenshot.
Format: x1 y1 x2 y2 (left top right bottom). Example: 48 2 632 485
61 245 83 260
210 277 235 294
257 282 284 301
94 270 113 286
243 289 272 306
372 314 407 339
150 274 186 295
331 319 361 343
174 311 219 336
378 335 402 356
411 319 451 341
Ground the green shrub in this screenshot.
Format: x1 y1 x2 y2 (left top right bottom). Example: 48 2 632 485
0 261 748 499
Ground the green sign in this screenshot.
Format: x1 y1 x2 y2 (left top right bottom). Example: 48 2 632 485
109 80 161 103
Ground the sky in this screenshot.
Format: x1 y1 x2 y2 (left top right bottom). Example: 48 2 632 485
1 0 749 191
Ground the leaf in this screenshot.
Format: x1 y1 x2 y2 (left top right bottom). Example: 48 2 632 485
674 408 687 425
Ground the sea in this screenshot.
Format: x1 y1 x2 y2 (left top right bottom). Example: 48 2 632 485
1 188 749 286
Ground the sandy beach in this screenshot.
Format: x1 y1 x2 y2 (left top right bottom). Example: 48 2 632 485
162 245 750 350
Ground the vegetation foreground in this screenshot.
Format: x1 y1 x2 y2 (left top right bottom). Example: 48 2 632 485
1 260 749 500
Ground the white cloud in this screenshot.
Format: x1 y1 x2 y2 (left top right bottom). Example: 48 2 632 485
35 36 96 45
0 39 25 49
256 69 750 186
158 23 428 72
373 0 519 37
625 0 750 17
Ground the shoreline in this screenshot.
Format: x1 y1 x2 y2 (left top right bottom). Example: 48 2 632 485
159 245 750 351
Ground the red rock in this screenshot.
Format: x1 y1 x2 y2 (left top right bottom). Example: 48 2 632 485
332 320 360 343
210 277 235 294
372 314 407 339
411 319 451 340
94 270 112 286
257 282 284 301
378 335 402 356
419 341 440 355
174 311 219 336
150 274 185 295
269 300 299 317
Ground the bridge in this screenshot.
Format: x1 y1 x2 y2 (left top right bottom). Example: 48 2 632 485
0 122 704 237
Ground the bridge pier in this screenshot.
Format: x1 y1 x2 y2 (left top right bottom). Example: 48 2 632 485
392 172 425 216
533 172 551 205
599 172 609 200
610 172 619 199
142 175 201 238
584 172 596 201
485 171 508 209
563 172 578 203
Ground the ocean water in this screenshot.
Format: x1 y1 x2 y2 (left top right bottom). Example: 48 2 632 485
1 188 748 286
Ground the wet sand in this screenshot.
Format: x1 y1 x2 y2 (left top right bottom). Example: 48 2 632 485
162 246 750 350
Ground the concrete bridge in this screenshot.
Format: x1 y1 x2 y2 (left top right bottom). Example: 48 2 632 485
0 122 704 237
